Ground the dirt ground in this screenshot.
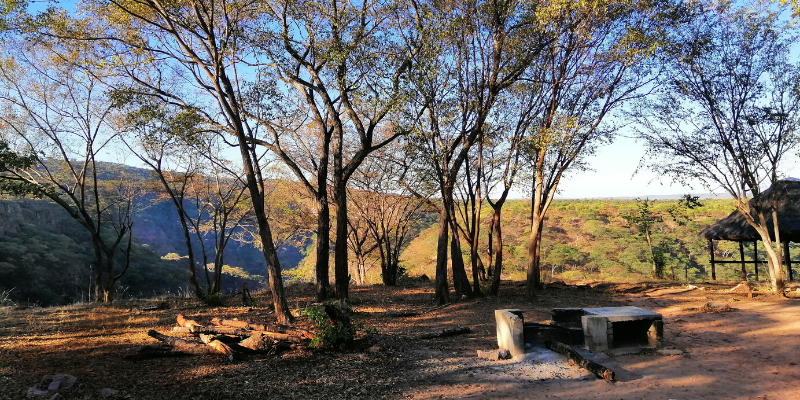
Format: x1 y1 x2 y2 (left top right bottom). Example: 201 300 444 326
1 280 799 400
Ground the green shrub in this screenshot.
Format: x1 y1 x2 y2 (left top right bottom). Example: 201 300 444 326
203 292 225 307
299 304 355 348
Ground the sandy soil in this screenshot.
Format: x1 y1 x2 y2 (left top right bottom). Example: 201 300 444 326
1 281 799 400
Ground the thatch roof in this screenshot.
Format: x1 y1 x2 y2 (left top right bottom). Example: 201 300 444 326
699 179 800 242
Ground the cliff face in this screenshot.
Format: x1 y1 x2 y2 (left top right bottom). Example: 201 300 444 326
0 201 23 235
0 200 66 236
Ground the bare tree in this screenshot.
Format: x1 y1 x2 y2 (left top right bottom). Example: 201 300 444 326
520 0 669 298
350 146 429 286
633 2 800 293
0 39 140 302
249 0 422 301
48 0 295 322
406 0 548 304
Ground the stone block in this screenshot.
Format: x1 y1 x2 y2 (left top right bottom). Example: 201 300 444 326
551 308 585 323
582 315 610 352
495 309 525 356
648 319 664 348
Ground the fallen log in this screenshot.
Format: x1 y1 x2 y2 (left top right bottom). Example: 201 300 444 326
238 333 274 351
211 318 250 329
148 330 237 361
412 327 471 340
250 324 315 340
191 325 245 335
207 340 236 362
147 330 207 354
177 314 203 330
545 340 615 381
192 325 307 343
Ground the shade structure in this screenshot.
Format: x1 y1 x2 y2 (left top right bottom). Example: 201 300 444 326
699 179 800 242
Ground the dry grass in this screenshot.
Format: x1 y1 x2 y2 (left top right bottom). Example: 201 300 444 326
1 279 798 399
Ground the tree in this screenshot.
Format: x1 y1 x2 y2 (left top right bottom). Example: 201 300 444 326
482 81 545 295
250 0 421 301
115 95 248 299
521 0 672 298
633 2 800 293
53 0 294 322
349 146 429 286
406 0 548 304
0 39 140 302
622 196 702 279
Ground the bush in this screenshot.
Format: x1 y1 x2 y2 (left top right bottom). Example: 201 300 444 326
203 292 225 307
299 304 355 348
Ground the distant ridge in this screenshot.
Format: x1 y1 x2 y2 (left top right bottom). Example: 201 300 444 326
554 192 734 200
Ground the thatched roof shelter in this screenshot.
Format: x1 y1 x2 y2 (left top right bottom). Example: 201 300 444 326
699 179 800 242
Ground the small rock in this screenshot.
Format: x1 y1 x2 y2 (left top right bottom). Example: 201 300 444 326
730 283 753 293
702 302 733 313
477 350 500 360
498 349 511 360
51 374 76 391
657 349 685 356
97 388 118 398
368 345 382 353
26 387 48 398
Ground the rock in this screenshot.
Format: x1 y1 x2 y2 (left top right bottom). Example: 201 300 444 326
51 374 76 391
97 388 118 398
730 283 753 293
26 387 48 398
702 302 733 313
368 345 382 353
477 349 512 360
657 349 685 356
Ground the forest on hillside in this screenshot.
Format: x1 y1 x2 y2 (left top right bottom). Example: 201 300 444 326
0 0 798 318
403 198 800 286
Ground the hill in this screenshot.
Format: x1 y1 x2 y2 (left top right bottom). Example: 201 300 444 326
400 198 798 284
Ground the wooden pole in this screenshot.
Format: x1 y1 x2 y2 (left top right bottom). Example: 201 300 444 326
739 241 747 281
784 241 793 282
754 241 759 281
708 239 716 280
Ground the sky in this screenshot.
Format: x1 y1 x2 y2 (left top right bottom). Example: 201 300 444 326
553 136 696 199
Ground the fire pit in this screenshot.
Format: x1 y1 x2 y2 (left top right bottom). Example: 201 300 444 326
579 307 663 352
496 306 663 354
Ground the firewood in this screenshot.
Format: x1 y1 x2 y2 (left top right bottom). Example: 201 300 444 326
210 318 250 329
545 340 615 381
412 327 471 340
239 333 274 351
147 330 207 354
193 325 248 335
148 330 238 361
176 314 202 330
250 330 305 343
171 327 192 334
207 340 235 362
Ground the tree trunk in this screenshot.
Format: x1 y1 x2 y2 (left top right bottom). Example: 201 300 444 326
449 224 473 298
645 229 658 279
489 204 503 296
334 183 349 301
434 199 451 305
526 216 544 299
315 195 331 301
